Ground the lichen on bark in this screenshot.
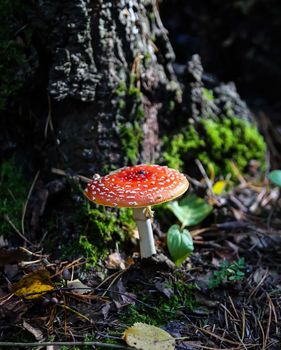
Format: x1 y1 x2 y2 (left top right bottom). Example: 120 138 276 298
41 0 181 173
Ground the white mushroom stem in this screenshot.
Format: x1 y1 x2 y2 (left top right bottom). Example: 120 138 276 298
132 207 156 258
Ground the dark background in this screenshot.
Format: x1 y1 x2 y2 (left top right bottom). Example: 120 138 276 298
161 0 281 113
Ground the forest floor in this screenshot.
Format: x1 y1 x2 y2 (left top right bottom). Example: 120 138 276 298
1 1 281 349
0 166 281 350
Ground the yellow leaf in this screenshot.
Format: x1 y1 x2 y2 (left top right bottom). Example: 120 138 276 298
13 269 54 299
212 180 226 195
123 322 175 350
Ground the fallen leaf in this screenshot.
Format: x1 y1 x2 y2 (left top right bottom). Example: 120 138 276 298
110 278 136 309
155 281 174 298
23 320 44 340
101 302 111 319
0 299 29 324
123 322 175 350
13 269 54 299
212 180 226 195
252 267 269 284
66 279 90 294
105 252 126 270
126 257 135 266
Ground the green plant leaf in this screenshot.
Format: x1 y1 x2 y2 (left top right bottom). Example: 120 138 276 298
208 258 245 288
268 170 281 187
167 194 213 228
167 224 194 266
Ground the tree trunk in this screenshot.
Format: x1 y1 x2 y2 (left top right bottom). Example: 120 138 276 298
39 0 181 174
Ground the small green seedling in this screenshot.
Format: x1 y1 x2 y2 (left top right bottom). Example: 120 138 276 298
268 170 281 187
167 224 194 266
166 194 211 265
208 258 245 288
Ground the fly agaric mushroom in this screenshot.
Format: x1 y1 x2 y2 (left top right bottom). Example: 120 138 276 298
84 164 189 258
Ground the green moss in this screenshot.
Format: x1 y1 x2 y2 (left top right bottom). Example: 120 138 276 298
61 202 136 267
86 204 135 243
116 74 145 165
202 87 215 102
78 235 101 267
163 115 266 176
119 121 143 164
121 279 197 326
0 159 29 237
162 126 205 170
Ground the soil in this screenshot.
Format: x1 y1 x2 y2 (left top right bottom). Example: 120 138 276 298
0 175 281 349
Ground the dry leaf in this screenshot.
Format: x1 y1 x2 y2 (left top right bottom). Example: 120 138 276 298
105 252 126 270
155 281 173 298
13 269 54 299
126 257 135 266
23 320 44 340
111 279 136 309
212 180 226 195
66 279 90 294
0 298 29 323
123 322 175 350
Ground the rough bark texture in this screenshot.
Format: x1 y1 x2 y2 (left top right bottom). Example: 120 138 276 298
39 0 180 174
182 54 254 123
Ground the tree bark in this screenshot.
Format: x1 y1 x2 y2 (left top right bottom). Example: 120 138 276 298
38 0 181 174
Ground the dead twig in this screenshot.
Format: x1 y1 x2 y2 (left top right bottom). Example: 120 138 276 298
258 319 266 350
51 167 91 183
264 294 273 349
0 341 134 349
51 258 86 279
57 303 92 324
101 269 127 298
247 269 269 302
19 246 47 258
220 304 237 323
44 95 54 138
228 296 239 320
184 173 205 188
197 327 240 345
21 170 40 238
195 159 214 196
3 214 34 246
241 308 246 342
190 227 213 238
94 269 127 293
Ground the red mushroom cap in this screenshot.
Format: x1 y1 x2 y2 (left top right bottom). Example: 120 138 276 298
84 164 189 208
